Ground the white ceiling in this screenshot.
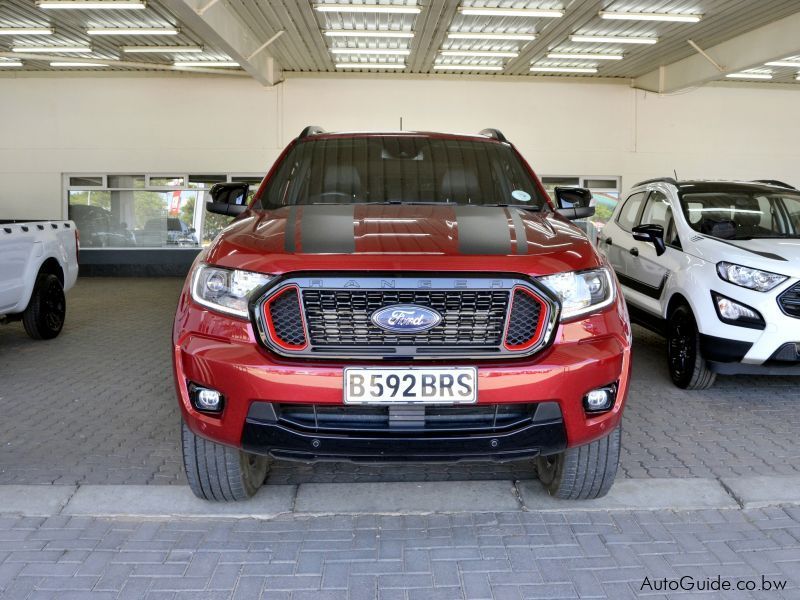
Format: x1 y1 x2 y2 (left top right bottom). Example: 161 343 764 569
1 0 799 85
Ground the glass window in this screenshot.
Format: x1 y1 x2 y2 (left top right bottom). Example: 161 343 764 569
583 178 618 189
616 192 646 232
188 174 226 189
257 137 548 210
541 176 580 189
640 191 678 246
107 175 145 189
69 176 103 187
149 176 186 187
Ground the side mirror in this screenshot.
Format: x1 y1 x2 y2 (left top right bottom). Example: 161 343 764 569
632 223 666 256
207 182 250 217
554 187 596 220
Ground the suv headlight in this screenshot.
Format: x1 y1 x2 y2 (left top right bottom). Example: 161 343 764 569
539 268 615 320
191 264 272 318
716 262 787 292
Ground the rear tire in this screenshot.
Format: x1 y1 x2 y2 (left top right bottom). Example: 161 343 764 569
666 304 716 390
181 422 269 501
536 425 621 500
22 273 66 340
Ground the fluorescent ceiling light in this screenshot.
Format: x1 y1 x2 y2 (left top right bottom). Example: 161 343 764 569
87 27 179 35
50 61 108 66
447 32 535 41
13 46 91 52
547 52 622 61
0 28 54 35
0 60 24 66
122 45 202 53
457 7 563 18
434 64 504 71
37 0 146 8
174 60 239 67
726 72 772 80
324 30 414 38
314 3 421 14
440 50 518 58
797 75 800 81
531 66 598 73
329 48 410 55
335 62 406 69
765 60 800 67
599 11 701 23
570 34 657 45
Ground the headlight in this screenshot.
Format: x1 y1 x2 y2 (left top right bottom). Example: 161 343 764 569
191 264 272 318
539 268 615 320
716 262 787 292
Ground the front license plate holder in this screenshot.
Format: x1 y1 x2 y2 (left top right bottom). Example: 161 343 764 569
343 367 478 405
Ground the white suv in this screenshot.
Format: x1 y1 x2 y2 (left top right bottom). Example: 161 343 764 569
599 178 800 389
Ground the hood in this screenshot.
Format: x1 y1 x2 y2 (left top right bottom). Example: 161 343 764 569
206 204 601 276
689 235 800 278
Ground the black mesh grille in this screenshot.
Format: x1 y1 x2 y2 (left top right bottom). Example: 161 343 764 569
505 290 542 347
268 289 306 347
302 289 510 347
779 283 800 318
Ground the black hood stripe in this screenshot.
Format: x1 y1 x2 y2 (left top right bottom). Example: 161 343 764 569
285 205 297 253
509 208 527 255
454 206 512 255
299 205 356 254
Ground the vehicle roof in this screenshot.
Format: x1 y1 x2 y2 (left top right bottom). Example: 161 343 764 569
298 130 505 143
633 178 799 195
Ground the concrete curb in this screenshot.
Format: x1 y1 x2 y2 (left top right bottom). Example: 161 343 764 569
1 477 799 518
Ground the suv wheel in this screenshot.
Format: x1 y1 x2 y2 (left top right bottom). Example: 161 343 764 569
181 422 269 501
666 304 716 389
536 425 620 500
23 273 66 340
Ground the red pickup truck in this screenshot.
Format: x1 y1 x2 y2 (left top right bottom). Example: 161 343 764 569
173 128 632 502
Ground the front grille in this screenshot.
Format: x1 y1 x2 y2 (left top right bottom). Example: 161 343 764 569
302 289 509 348
275 403 537 434
268 288 306 347
778 282 800 318
506 289 542 347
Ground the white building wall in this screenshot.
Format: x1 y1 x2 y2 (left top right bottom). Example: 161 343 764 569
1 73 799 219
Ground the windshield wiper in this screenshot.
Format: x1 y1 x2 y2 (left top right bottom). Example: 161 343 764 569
480 203 541 211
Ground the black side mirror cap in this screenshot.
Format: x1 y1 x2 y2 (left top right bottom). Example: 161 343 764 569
554 187 595 220
207 182 250 217
632 223 667 256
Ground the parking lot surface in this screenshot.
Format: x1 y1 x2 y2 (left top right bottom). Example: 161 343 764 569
1 277 799 486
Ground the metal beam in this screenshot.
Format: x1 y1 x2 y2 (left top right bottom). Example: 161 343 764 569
162 0 282 86
633 10 800 93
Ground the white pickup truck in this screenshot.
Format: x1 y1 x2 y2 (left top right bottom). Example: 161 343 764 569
0 220 79 339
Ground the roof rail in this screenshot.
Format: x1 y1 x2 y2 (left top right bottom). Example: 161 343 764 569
752 179 796 190
632 177 678 188
299 125 326 139
478 128 508 143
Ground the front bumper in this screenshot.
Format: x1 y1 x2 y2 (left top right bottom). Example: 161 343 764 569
241 401 567 462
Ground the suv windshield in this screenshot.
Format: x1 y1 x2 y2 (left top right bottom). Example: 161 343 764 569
681 189 800 239
257 136 547 210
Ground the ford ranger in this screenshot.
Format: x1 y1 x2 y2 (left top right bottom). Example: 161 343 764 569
173 128 632 502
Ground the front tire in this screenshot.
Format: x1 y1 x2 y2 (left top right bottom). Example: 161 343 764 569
181 422 269 501
536 425 621 500
666 304 716 390
22 273 66 340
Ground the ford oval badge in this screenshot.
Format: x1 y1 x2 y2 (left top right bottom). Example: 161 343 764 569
371 305 442 334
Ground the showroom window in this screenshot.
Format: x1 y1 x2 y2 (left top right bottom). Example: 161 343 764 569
64 173 263 250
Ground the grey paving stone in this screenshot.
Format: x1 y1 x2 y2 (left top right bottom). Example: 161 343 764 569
721 475 800 508
0 486 77 517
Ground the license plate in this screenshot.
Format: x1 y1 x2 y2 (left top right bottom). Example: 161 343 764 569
343 367 478 405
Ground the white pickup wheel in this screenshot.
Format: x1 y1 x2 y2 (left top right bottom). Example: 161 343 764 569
22 273 66 340
536 425 621 500
181 422 269 501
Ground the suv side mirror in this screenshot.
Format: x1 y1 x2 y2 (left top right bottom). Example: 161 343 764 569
207 182 250 217
632 223 666 256
554 187 595 220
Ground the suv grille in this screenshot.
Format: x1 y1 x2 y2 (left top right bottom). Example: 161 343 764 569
303 289 509 347
268 288 306 348
779 282 800 318
506 289 543 348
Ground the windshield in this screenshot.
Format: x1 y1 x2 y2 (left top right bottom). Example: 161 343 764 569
681 190 800 239
257 136 548 210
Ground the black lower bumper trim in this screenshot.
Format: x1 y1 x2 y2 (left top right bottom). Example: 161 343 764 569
241 412 567 463
699 334 752 363
709 361 800 375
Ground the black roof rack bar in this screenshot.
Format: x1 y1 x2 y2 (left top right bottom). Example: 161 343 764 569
752 180 797 190
632 177 678 188
299 125 326 138
478 128 508 143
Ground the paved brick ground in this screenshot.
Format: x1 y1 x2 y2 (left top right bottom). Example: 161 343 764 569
1 507 799 599
1 278 799 486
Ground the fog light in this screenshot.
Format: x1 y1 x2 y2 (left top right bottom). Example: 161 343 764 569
711 292 765 329
583 384 616 413
188 382 224 413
